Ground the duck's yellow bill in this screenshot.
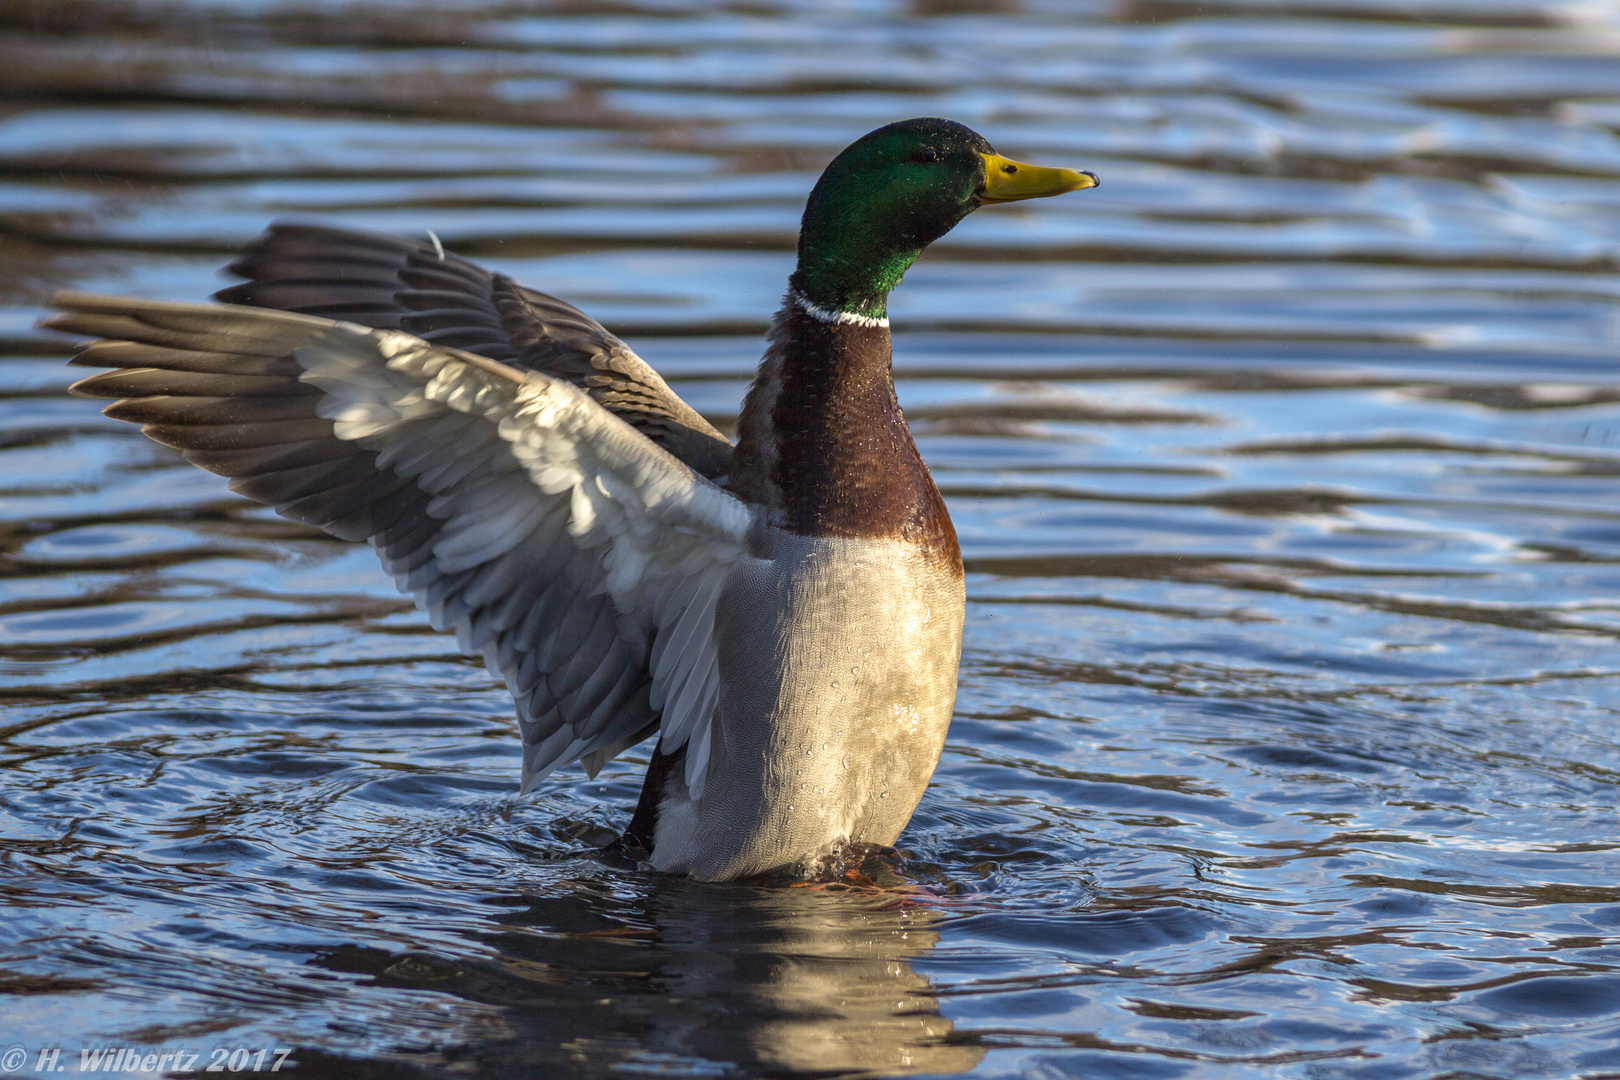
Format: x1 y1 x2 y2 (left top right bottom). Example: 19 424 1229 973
979 153 1098 202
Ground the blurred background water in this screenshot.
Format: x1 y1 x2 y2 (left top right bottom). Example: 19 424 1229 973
3 0 1620 1076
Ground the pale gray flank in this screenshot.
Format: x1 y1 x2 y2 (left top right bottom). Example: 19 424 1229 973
650 528 966 882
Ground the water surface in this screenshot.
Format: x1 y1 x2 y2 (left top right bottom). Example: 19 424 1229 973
3 1 1620 1077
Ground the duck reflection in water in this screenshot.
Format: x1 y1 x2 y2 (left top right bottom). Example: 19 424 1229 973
309 875 983 1076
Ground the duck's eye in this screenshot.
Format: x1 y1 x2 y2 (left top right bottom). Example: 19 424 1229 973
915 147 939 164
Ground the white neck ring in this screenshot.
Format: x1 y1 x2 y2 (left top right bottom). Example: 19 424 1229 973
789 288 889 329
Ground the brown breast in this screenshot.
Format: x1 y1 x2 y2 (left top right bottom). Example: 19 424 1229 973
729 303 961 573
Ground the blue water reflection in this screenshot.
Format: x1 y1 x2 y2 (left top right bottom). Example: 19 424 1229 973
2 0 1620 1076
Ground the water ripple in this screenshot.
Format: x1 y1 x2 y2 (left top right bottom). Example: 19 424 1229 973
1 0 1619 1077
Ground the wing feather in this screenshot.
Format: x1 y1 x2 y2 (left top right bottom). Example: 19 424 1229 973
53 291 749 790
217 223 734 479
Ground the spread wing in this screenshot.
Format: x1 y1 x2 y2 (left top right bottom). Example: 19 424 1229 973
215 223 735 481
51 292 749 796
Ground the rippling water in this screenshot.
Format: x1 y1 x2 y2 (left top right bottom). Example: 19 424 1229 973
3 1 1620 1076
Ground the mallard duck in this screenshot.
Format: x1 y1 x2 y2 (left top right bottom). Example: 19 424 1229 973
50 118 1095 881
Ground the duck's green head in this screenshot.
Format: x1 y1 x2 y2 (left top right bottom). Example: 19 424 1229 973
790 117 1096 322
